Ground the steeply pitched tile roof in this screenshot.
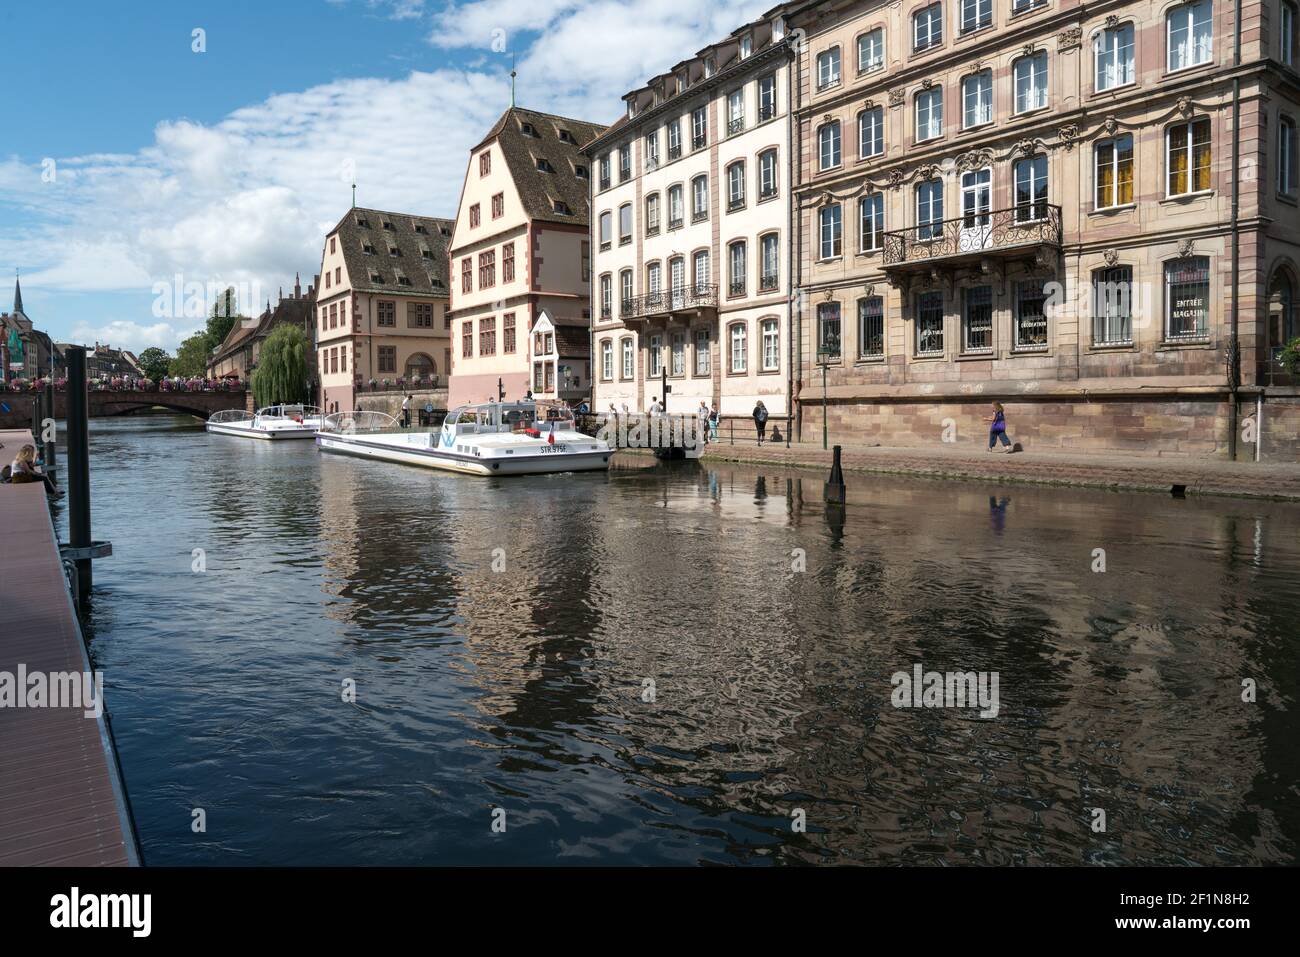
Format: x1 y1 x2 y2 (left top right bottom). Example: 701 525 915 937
330 207 454 297
475 107 606 228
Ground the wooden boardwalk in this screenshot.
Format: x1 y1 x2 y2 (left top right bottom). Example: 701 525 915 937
0 431 139 866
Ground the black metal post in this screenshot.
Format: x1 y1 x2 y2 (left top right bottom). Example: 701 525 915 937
825 444 846 504
66 349 92 596
44 376 56 470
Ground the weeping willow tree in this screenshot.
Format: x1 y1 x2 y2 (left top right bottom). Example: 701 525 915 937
252 324 308 408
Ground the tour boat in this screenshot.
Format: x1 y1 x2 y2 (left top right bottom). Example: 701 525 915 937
315 402 612 476
206 404 323 440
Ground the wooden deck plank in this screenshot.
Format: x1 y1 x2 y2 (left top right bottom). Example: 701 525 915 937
0 479 139 867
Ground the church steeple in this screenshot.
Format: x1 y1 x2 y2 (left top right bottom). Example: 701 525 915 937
13 272 23 316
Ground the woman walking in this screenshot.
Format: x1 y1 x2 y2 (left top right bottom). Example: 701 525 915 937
986 402 1012 452
709 404 719 443
752 400 769 445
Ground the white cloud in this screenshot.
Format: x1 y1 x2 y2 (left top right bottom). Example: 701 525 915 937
8 0 762 345
67 320 201 353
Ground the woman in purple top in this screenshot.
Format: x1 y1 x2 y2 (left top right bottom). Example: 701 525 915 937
986 402 1012 452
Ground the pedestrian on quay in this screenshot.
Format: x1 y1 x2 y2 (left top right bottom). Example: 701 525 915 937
986 401 1013 453
401 394 411 428
697 401 711 445
9 444 62 497
752 400 769 445
709 404 719 443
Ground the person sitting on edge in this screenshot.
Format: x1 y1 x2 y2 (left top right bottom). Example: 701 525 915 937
10 444 63 497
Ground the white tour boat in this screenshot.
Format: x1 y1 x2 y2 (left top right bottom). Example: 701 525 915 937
315 402 611 475
206 404 323 440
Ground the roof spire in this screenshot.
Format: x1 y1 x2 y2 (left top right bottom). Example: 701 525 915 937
510 53 517 109
351 183 356 208
13 270 23 316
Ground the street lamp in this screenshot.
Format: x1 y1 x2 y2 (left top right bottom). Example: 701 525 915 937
815 331 840 451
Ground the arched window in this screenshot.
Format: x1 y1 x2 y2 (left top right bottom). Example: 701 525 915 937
1268 268 1297 354
404 352 436 380
818 120 842 169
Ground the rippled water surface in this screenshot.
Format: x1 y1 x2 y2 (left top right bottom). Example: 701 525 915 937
53 415 1300 865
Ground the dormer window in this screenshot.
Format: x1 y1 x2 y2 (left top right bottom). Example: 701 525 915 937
381 219 394 230
388 244 400 257
420 245 432 259
554 200 573 215
558 128 575 144
414 223 427 234
740 35 752 59
355 214 370 227
362 240 376 255
536 157 555 173
773 17 786 40
705 57 716 77
521 121 538 137
574 163 588 178
370 270 384 283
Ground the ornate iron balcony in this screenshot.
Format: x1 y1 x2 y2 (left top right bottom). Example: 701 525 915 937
728 117 746 136
882 204 1062 269
621 285 719 320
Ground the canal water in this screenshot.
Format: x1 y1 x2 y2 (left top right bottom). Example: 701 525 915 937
52 414 1300 865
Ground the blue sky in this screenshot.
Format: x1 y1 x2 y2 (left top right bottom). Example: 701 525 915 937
1 0 765 351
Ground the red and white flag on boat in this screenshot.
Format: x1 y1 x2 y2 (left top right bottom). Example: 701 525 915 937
547 420 556 444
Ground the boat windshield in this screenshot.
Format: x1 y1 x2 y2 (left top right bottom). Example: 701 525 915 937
445 401 576 434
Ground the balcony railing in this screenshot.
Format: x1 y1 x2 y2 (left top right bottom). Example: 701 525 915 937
621 284 719 320
668 143 682 160
759 273 779 292
882 204 1061 268
728 116 746 136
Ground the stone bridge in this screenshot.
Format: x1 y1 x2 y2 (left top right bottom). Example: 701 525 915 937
0 388 247 428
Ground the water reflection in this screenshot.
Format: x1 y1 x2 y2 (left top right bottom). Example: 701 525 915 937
63 416 1300 865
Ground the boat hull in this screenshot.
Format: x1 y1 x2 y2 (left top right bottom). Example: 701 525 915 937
206 422 319 440
316 431 611 475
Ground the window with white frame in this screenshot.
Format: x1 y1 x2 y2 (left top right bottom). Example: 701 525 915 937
620 269 633 314
695 327 710 374
916 179 944 241
1092 265 1134 344
1168 0 1213 72
618 203 632 244
818 47 842 89
1014 154 1048 222
963 70 992 128
598 210 612 249
761 319 780 370
1095 23 1135 91
820 203 843 258
916 86 943 140
1095 134 1134 208
915 290 944 355
1165 256 1210 339
692 106 708 149
601 340 613 380
858 296 884 357
760 233 779 290
600 274 612 318
668 119 682 158
860 106 884 157
1013 52 1048 113
646 193 660 235
730 323 748 372
693 249 710 288
671 331 685 376
1280 116 1299 195
668 184 684 227
759 149 779 198
728 88 745 135
960 0 991 34
645 130 659 169
1014 280 1049 349
858 28 884 72
728 161 746 209
819 120 842 169
728 241 747 296
860 193 885 251
622 337 634 378
1167 117 1212 196
691 175 708 221
649 334 663 377
759 74 777 121
647 260 662 295
914 3 943 51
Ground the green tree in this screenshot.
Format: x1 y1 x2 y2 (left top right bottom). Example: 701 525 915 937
251 324 308 408
137 347 172 381
1281 337 1300 376
170 332 210 378
205 287 240 352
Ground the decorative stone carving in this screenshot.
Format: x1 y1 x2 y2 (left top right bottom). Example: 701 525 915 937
1177 239 1196 257
888 87 905 107
886 168 906 190
1057 124 1080 150
1105 14 1121 29
1104 248 1120 267
863 98 876 111
1177 95 1193 116
823 113 835 124
1023 43 1036 58
916 163 939 180
1103 115 1120 135
956 148 994 172
919 78 934 91
1057 25 1082 50
819 191 833 207
864 284 876 298
823 289 835 302
1013 137 1038 157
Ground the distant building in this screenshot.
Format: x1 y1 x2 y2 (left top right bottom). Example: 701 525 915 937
1 276 54 382
208 273 317 383
316 207 454 413
447 106 605 407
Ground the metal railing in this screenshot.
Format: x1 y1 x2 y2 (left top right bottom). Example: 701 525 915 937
882 204 1061 267
728 117 745 136
620 284 719 320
